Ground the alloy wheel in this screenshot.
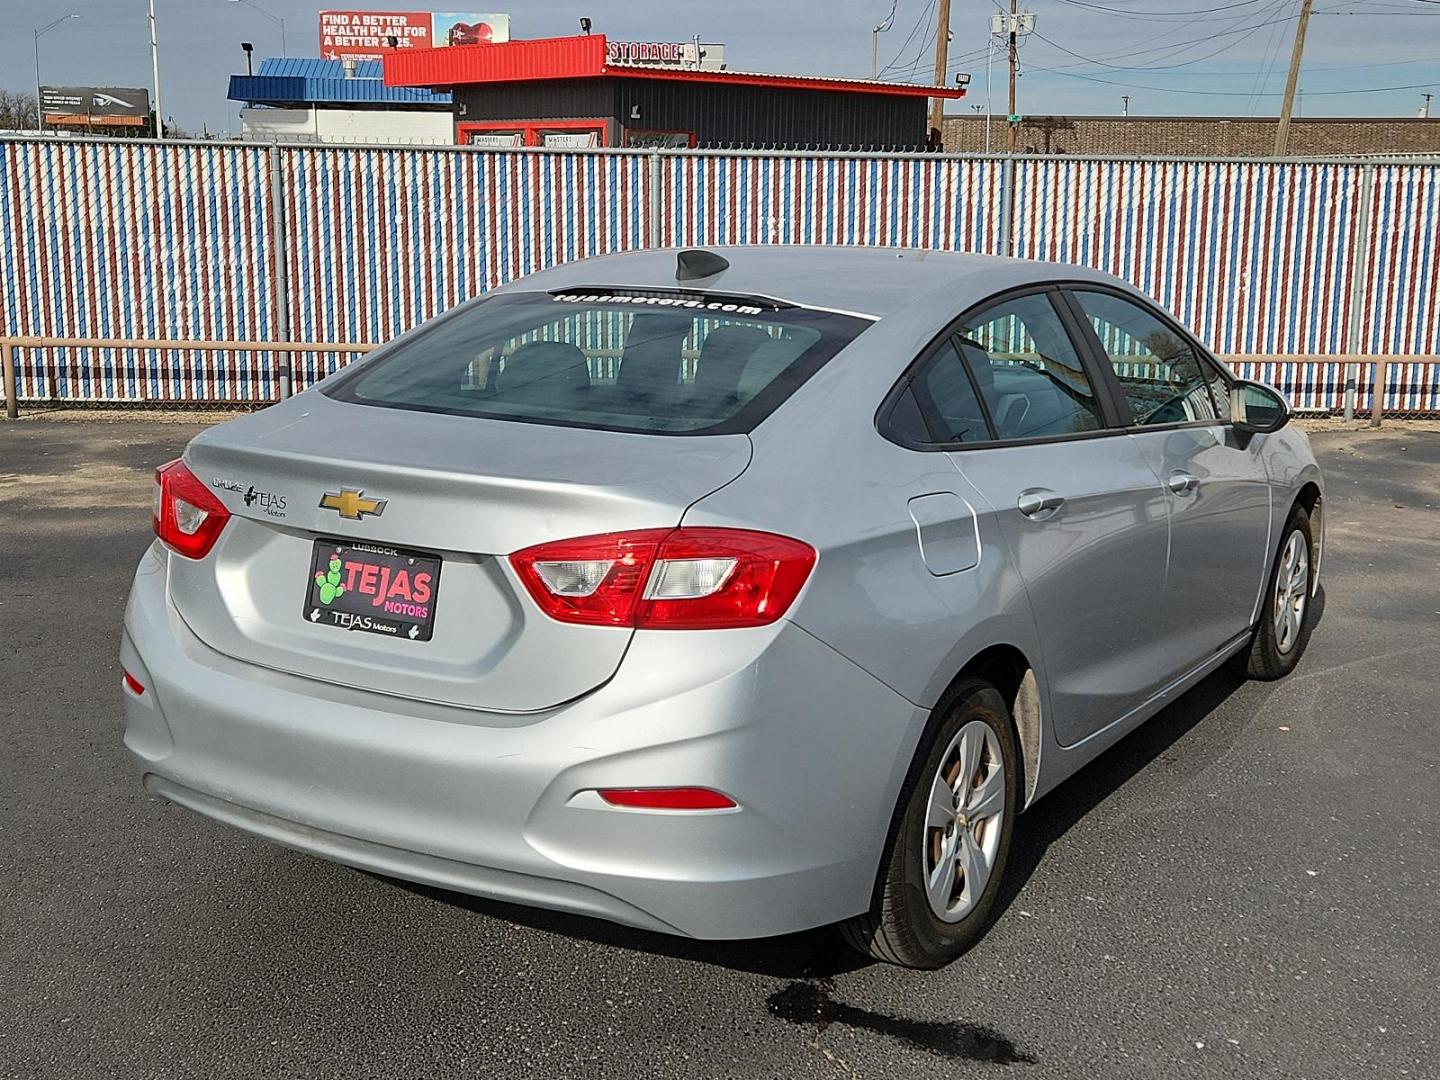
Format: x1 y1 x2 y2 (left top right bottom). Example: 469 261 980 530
922 719 1006 922
1273 530 1310 655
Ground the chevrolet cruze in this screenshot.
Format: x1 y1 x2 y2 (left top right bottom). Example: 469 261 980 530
122 246 1323 968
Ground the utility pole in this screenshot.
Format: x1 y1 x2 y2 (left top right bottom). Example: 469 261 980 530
1273 0 1314 156
1121 94 1131 117
1423 93 1434 120
929 0 953 140
1008 0 1020 153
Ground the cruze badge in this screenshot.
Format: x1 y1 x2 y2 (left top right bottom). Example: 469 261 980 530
319 488 387 520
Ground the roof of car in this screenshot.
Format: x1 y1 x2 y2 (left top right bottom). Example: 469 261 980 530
501 246 1126 320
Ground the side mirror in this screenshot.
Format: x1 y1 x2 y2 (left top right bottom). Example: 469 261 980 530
1231 380 1290 434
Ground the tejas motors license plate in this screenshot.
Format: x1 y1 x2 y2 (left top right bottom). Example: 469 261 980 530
305 539 441 642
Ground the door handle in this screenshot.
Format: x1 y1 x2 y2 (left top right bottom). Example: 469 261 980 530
1017 489 1066 519
1167 471 1200 495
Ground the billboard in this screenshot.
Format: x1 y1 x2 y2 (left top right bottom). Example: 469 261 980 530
319 11 510 60
40 86 151 127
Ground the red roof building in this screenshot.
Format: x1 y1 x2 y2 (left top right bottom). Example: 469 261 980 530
384 34 967 150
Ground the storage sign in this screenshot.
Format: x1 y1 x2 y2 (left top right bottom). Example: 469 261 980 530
606 41 726 70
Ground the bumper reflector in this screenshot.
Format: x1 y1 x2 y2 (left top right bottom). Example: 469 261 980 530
598 787 737 811
122 671 146 696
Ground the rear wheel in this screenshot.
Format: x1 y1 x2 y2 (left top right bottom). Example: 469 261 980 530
1231 505 1315 681
839 678 1019 969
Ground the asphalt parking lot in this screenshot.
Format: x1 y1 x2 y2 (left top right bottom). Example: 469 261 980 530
1 417 1436 1080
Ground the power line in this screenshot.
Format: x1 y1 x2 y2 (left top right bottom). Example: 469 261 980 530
883 44 991 80
1054 0 1270 18
1029 10 1297 74
879 0 937 76
1023 2 1298 73
1244 0 1295 115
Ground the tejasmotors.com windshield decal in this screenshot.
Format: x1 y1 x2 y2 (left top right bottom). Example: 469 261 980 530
554 293 766 316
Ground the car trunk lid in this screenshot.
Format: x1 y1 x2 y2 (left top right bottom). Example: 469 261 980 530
168 393 752 712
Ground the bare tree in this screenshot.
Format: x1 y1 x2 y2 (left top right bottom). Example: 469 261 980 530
0 89 39 131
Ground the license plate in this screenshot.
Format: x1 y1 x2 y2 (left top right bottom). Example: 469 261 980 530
305 539 442 642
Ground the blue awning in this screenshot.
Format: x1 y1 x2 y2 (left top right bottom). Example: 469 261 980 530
229 57 452 107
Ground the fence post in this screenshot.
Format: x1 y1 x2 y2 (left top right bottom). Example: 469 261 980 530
647 149 663 250
1370 357 1386 428
1343 163 1376 422
2 341 17 420
998 155 1016 257
267 144 293 399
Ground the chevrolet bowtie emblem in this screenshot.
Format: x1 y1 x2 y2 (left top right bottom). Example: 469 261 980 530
319 488 387 520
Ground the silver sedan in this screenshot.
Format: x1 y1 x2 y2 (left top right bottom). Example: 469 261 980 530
122 246 1323 968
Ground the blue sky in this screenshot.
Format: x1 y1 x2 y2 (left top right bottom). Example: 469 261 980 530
2 0 1436 135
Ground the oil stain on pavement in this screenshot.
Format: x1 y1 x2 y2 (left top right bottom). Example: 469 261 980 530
767 978 1037 1065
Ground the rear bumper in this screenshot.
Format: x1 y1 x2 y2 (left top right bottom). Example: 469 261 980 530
121 544 927 939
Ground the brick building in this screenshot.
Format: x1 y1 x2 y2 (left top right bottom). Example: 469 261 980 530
943 114 1440 157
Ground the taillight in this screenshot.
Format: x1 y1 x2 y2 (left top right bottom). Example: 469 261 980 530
510 527 817 630
153 459 230 559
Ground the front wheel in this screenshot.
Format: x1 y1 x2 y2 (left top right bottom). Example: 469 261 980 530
838 678 1019 969
1232 504 1315 681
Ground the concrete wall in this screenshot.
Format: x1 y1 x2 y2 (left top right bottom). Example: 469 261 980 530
240 107 453 145
944 115 1440 157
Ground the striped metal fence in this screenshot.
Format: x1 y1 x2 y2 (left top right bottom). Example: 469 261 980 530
1 137 1437 413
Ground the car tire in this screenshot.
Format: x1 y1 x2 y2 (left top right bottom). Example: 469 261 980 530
838 677 1020 969
1231 504 1315 681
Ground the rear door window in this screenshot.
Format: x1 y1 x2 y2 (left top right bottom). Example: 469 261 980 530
955 293 1106 441
1069 289 1226 426
325 292 869 435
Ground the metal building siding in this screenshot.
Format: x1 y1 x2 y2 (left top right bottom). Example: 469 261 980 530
234 58 453 107
614 81 925 150
454 80 614 123
258 58 384 79
386 34 608 88
454 79 924 149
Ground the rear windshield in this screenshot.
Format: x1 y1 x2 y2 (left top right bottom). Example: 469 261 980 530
324 291 870 435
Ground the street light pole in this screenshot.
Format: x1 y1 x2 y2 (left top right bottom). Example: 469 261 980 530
149 0 164 138
33 14 81 135
870 0 897 81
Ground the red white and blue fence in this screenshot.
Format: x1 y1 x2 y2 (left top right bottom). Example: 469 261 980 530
1 138 1436 412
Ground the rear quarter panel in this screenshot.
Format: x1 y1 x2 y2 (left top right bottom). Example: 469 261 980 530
681 304 1051 828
